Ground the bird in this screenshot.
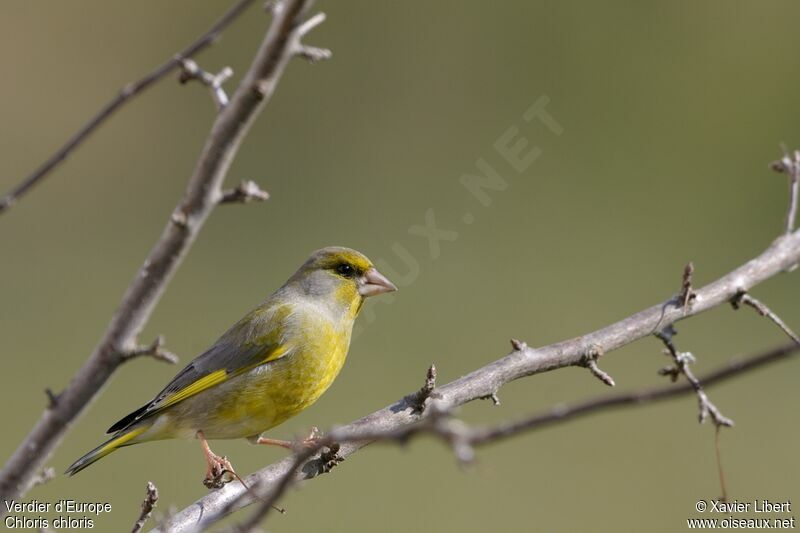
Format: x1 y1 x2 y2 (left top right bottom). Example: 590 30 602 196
66 246 397 487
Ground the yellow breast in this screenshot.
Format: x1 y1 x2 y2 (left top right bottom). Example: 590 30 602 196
157 315 353 440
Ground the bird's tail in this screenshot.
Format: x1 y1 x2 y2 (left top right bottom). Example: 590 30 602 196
65 426 147 476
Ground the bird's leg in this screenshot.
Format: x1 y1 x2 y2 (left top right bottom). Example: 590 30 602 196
197 430 243 489
256 426 321 450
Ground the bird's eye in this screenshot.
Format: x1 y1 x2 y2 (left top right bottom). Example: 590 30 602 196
336 263 356 277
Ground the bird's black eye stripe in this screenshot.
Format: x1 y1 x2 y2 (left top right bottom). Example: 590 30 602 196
335 263 356 277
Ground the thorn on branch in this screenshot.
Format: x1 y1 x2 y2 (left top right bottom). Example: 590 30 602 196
131 481 159 533
405 364 438 414
679 261 697 312
122 335 179 365
44 388 60 409
655 327 733 427
770 148 800 235
580 344 615 387
178 58 233 110
29 467 56 489
731 290 800 345
219 180 270 205
480 392 501 406
510 338 528 351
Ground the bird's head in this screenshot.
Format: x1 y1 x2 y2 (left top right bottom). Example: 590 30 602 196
288 246 397 316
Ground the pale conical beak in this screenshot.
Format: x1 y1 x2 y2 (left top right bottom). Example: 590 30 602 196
358 267 398 297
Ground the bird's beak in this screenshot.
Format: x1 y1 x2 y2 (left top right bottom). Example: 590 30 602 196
358 267 398 297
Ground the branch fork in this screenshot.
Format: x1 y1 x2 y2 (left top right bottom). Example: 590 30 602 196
178 58 234 110
770 148 800 234
121 335 179 365
731 290 800 345
655 326 733 427
580 344 615 387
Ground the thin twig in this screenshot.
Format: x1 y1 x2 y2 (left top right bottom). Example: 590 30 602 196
404 364 438 413
0 0 257 216
655 326 733 427
156 339 800 532
131 481 159 533
229 341 800 532
178 59 234 110
771 149 800 234
579 344 615 387
219 181 271 204
714 426 728 503
121 335 180 365
731 291 800 345
679 261 697 311
0 0 328 505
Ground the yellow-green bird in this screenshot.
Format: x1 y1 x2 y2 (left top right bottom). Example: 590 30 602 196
66 247 396 485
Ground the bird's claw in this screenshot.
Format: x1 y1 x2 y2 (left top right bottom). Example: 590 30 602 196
301 426 322 447
203 454 236 489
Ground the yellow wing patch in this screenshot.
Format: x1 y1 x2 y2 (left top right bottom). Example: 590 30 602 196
156 343 291 412
158 369 229 410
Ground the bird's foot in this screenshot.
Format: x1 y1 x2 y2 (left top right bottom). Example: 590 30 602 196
203 452 237 489
299 426 322 449
197 430 244 490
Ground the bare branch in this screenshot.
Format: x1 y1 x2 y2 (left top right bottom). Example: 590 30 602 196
655 326 733 427
731 291 800 345
121 335 179 365
155 219 800 531
178 59 234 110
0 0 328 505
404 364 438 413
679 261 697 311
219 180 271 204
771 149 800 234
0 0 257 216
131 481 159 533
579 344 615 387
295 45 333 62
220 342 800 533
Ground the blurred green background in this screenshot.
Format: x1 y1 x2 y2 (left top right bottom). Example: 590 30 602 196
1 1 799 531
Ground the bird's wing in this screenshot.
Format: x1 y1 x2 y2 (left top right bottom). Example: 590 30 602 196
107 305 294 433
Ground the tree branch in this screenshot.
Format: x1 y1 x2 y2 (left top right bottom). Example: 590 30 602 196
771 149 800 234
731 291 800 345
230 341 800 532
155 224 800 531
131 481 159 533
178 59 234 110
0 0 328 506
0 0 257 216
655 325 733 427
